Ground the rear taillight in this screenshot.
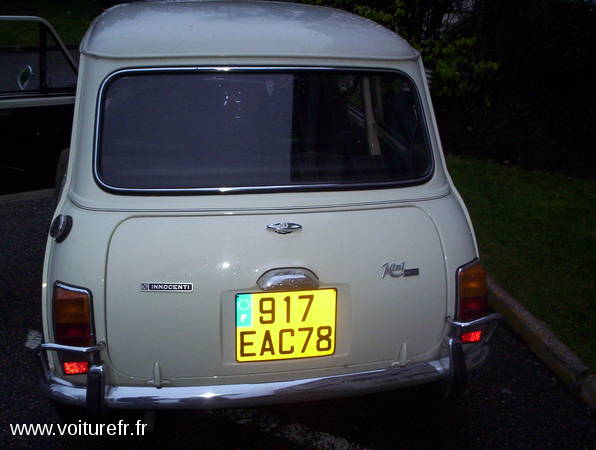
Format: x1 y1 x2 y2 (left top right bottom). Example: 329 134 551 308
53 283 93 375
53 283 92 347
457 261 488 322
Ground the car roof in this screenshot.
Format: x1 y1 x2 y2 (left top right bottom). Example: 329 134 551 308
80 0 417 60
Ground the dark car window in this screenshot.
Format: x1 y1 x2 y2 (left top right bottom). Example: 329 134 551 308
0 20 76 96
97 70 431 192
0 22 41 93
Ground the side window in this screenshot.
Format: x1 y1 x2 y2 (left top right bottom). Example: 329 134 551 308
45 31 77 90
0 18 77 96
370 75 430 175
0 21 41 93
371 76 419 150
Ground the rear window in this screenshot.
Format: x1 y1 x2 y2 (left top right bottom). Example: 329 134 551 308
97 69 432 192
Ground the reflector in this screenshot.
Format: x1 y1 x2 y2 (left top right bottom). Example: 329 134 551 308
63 361 89 375
461 330 482 343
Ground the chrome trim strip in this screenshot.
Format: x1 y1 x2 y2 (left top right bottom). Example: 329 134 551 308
69 189 451 213
39 341 105 355
447 313 502 329
447 313 502 344
93 66 434 195
54 281 89 295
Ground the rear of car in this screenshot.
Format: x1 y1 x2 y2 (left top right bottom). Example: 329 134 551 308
38 1 500 413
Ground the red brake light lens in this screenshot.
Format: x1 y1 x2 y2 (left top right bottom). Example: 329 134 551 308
63 361 89 375
461 330 483 343
457 262 488 321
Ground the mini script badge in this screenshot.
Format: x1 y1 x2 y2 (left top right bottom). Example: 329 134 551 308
381 262 420 279
141 282 193 292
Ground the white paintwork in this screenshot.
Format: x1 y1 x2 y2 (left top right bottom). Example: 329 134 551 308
106 209 447 379
42 1 480 398
81 1 417 60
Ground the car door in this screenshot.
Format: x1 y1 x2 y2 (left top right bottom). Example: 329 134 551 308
0 16 77 195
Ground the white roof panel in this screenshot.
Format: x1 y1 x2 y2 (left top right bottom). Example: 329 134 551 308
81 0 417 60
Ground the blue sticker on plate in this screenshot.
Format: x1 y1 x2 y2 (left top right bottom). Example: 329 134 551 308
236 294 252 327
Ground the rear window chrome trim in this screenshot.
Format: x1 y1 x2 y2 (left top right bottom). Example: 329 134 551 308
93 66 435 195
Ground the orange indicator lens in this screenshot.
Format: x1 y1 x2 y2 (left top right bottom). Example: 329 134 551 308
53 284 92 347
458 262 488 321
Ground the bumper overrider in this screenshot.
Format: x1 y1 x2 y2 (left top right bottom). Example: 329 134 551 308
38 313 501 412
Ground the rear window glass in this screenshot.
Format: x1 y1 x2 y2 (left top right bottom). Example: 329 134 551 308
97 70 432 192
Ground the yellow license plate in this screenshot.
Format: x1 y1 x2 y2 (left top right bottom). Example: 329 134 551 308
235 288 337 362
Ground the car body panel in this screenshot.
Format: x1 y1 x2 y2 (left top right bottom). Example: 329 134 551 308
80 1 417 61
43 191 476 387
105 207 447 379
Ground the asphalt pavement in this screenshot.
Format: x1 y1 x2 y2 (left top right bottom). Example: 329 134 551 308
0 195 594 449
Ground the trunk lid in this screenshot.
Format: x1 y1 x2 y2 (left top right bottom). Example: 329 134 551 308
105 205 446 379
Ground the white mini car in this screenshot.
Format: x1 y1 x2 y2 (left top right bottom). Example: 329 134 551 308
39 1 500 414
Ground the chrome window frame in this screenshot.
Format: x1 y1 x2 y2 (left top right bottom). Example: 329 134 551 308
93 66 435 195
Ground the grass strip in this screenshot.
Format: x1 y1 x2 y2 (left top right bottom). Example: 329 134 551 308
447 155 595 369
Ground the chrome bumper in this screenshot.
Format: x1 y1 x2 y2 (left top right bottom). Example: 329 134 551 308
38 313 501 410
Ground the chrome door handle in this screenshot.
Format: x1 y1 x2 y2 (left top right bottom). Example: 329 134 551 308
257 267 319 291
266 222 302 234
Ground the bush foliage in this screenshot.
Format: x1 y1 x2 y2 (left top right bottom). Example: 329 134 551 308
304 0 499 100
303 0 595 177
